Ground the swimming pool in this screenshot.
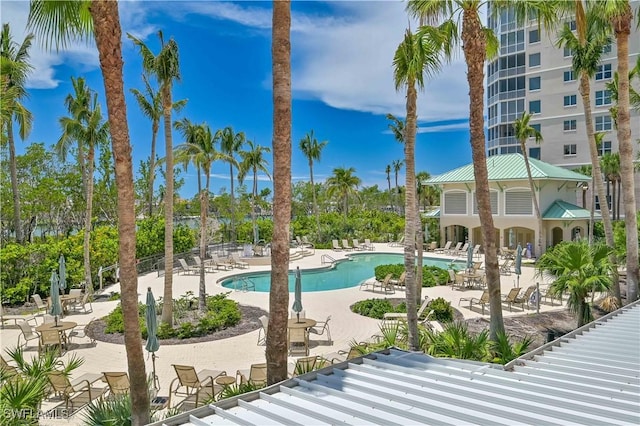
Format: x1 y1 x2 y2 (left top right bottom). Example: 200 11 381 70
220 253 462 292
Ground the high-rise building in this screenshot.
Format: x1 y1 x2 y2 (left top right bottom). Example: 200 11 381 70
486 3 640 210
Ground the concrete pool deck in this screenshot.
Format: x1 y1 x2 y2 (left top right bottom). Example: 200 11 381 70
0 243 561 424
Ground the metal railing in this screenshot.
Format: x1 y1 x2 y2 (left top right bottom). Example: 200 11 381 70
321 254 336 265
233 278 256 292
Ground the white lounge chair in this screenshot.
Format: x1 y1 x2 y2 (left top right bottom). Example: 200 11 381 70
178 258 199 275
383 296 431 321
331 240 342 251
435 241 452 254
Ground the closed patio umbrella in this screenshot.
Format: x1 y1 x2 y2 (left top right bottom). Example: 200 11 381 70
292 267 303 323
466 243 474 271
58 254 67 293
515 244 523 288
145 287 160 391
50 271 62 326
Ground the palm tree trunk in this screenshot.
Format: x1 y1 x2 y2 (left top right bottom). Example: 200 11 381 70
148 121 158 217
198 168 206 312
268 0 291 385
614 8 638 301
252 169 258 244
416 215 424 303
161 83 174 325
90 1 150 422
83 147 94 292
310 161 321 240
7 121 23 243
229 163 236 243
578 72 620 303
463 10 504 340
519 140 544 256
404 82 418 350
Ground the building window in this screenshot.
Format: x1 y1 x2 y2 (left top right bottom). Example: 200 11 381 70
595 63 612 80
529 147 541 160
529 76 541 91
564 95 577 107
563 119 577 131
595 195 612 211
529 29 540 43
564 144 577 156
529 100 541 114
505 190 533 215
529 53 541 67
603 43 612 54
598 140 612 156
531 123 541 133
563 70 575 82
595 90 612 106
568 20 577 31
563 47 574 57
444 192 467 214
595 115 612 131
473 191 498 215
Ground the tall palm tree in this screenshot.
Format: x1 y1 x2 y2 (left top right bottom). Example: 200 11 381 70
0 24 34 244
572 164 594 243
27 1 150 421
130 74 186 218
58 77 109 292
513 111 544 256
556 5 621 305
392 159 404 213
537 241 613 327
406 0 506 339
238 140 271 245
129 31 182 326
595 0 638 302
385 164 392 206
175 119 223 312
269 0 292 385
600 152 621 220
386 113 405 144
326 167 361 216
299 130 328 241
393 26 446 350
216 126 244 243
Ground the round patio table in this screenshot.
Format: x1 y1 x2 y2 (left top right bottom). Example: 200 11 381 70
287 318 316 329
36 321 77 333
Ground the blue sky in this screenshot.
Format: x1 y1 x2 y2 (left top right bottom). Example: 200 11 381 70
3 1 474 199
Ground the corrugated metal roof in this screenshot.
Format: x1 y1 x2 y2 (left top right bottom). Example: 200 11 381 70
422 208 440 217
158 301 640 426
542 200 601 220
426 154 592 184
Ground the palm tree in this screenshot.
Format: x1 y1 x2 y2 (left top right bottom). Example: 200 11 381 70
27 1 150 421
572 164 593 243
596 0 638 302
130 74 187 218
238 140 271 245
391 159 404 213
0 24 34 244
386 113 405 143
326 167 361 216
216 126 245 244
129 31 182 326
175 119 223 312
58 77 109 292
537 241 613 327
513 112 544 256
600 153 621 220
299 130 328 241
393 26 446 350
269 0 292 385
406 0 506 340
385 164 392 206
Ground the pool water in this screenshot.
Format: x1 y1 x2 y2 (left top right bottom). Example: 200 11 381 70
221 253 461 292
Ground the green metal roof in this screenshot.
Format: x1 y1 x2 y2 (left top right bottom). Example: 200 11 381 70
425 154 591 184
542 200 599 220
422 208 440 217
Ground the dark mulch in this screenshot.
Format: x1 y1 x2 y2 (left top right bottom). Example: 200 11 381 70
85 304 268 346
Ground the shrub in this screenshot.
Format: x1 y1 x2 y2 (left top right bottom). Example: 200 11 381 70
428 297 454 322
351 298 405 319
374 264 449 288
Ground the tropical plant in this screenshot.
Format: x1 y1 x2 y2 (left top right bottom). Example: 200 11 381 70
0 23 34 245
424 321 489 360
536 241 613 327
513 111 544 256
406 0 506 340
268 0 292 385
326 167 361 216
216 126 245 243
129 30 182 327
489 331 533 364
600 152 621 220
238 140 271 245
384 164 392 205
391 159 404 212
130 74 187 218
299 130 328 241
27 1 151 421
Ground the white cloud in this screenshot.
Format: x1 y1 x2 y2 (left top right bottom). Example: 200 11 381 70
417 121 470 133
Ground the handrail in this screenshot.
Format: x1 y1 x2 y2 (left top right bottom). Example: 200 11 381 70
236 278 256 292
321 254 336 265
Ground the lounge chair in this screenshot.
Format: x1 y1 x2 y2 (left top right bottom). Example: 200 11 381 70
230 253 249 269
47 371 107 413
341 239 353 251
389 236 405 247
102 371 130 397
460 290 490 315
472 244 481 258
302 235 314 246
372 273 395 294
177 258 199 275
389 271 406 289
331 240 342 251
352 239 363 251
295 236 304 247
517 285 538 309
383 296 431 321
325 343 367 364
499 259 513 275
236 363 267 387
539 285 557 306
193 255 216 273
210 254 234 271
287 355 318 377
447 242 462 255
308 315 332 344
435 241 452 254
455 243 469 257
69 292 92 314
363 238 375 251
169 365 226 408
501 288 524 312
288 327 309 356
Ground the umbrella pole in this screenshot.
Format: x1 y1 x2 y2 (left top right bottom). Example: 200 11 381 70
152 352 159 390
